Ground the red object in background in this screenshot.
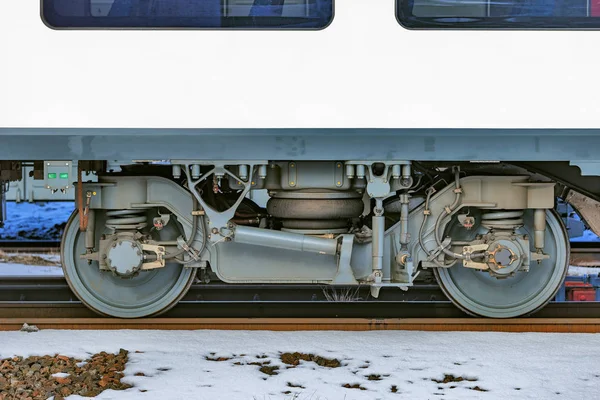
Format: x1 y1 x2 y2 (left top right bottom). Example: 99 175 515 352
592 0 600 17
565 281 596 301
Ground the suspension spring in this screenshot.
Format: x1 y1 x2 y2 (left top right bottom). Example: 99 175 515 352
481 210 524 230
105 209 148 231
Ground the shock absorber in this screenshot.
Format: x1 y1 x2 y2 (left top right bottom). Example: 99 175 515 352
533 209 546 253
105 209 148 231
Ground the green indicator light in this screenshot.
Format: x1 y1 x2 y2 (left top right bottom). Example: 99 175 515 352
48 173 57 179
59 173 69 179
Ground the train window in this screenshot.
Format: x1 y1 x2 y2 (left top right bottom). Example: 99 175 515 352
43 0 333 29
397 0 600 28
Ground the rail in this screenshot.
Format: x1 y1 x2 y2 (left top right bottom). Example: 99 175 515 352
1 317 599 332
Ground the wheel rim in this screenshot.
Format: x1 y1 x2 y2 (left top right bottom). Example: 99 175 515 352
434 209 569 318
61 210 196 318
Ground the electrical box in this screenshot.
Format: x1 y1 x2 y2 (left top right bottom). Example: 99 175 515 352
43 161 73 194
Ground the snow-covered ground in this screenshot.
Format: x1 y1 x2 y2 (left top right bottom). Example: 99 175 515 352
0 201 74 240
1 329 599 399
0 253 63 276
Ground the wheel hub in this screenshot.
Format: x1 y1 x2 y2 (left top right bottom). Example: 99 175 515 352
106 239 144 277
487 240 522 276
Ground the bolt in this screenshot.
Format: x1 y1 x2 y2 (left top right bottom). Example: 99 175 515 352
112 243 117 248
211 228 218 234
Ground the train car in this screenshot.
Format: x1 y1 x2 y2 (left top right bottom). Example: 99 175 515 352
2 0 600 318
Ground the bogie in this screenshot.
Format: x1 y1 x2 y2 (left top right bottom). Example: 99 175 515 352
41 160 576 318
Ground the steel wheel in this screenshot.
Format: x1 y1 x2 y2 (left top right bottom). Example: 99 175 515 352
61 210 196 318
434 209 569 318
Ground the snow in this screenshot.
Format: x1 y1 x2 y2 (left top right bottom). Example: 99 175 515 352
0 201 73 240
0 263 64 277
52 372 70 378
0 253 63 276
567 266 600 277
0 329 599 399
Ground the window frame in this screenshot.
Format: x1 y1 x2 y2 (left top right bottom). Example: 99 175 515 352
41 0 335 30
396 0 600 29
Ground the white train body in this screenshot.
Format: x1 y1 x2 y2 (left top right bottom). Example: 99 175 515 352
1 0 600 130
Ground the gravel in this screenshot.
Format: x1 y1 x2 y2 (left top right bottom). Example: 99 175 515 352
0 349 132 399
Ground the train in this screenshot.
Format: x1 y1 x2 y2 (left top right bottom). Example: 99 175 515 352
2 0 600 318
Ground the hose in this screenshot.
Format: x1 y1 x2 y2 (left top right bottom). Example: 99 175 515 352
419 168 483 267
164 196 206 264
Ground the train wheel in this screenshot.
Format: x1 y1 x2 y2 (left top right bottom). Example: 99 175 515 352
434 209 569 318
61 210 196 318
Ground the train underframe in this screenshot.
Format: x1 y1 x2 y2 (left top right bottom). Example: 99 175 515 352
4 159 600 319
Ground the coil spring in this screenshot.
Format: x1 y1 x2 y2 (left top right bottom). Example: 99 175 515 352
105 209 148 231
481 210 524 230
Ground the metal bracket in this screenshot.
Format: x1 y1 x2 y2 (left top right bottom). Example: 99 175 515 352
140 244 166 270
153 213 171 231
462 243 490 270
369 283 411 299
176 161 267 244
177 236 200 262
530 251 550 262
332 234 357 284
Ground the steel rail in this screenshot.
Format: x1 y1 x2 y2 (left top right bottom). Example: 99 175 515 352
0 240 61 253
1 301 600 320
1 317 599 332
0 278 447 303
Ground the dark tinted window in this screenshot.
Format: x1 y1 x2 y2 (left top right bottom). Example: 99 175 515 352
398 0 600 28
43 0 333 29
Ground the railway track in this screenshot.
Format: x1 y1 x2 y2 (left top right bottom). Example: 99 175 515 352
0 240 61 253
2 241 600 333
1 317 599 332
